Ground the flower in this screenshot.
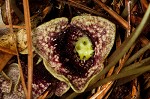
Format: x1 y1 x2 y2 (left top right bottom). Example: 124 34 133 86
32 15 116 93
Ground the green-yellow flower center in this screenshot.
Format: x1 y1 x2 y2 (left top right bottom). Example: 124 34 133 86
75 35 94 61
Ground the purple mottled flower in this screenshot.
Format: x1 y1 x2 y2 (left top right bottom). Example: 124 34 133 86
32 15 116 93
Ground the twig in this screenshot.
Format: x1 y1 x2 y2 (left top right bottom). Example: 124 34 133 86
15 33 28 98
0 25 25 29
90 82 113 99
5 0 13 34
22 0 33 98
140 36 150 46
131 78 140 98
38 91 49 99
127 0 131 37
16 54 28 97
6 0 28 97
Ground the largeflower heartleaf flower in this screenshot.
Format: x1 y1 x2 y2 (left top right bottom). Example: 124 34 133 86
32 15 116 93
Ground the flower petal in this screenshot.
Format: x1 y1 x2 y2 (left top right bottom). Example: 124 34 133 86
20 55 70 98
33 16 116 93
71 16 116 60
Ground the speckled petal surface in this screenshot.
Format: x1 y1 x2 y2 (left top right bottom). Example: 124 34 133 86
32 16 116 93
2 63 25 99
0 72 12 95
19 55 70 98
71 16 116 59
32 17 68 61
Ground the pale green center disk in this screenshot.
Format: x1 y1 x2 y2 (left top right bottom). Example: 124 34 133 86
75 35 94 61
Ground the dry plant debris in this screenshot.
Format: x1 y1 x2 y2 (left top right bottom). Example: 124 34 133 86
0 0 150 99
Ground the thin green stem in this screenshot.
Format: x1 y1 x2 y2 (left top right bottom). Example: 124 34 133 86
122 57 150 71
116 73 142 86
125 42 150 66
115 57 150 85
90 64 150 90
